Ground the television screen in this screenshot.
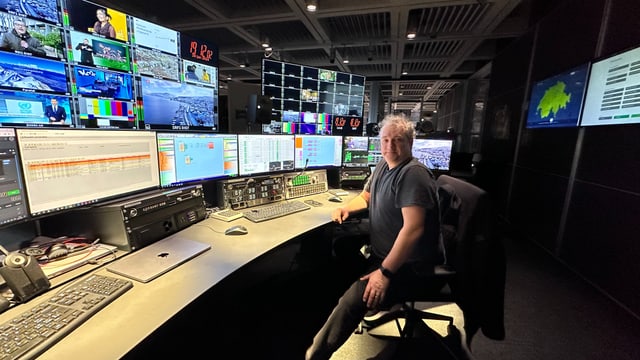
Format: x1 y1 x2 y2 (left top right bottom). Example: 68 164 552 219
182 59 217 87
412 138 454 171
179 33 218 67
237 134 295 176
526 63 590 128
342 136 369 167
294 134 342 169
368 136 382 165
140 76 217 131
581 45 640 127
65 0 129 42
0 91 71 126
261 58 365 134
157 132 238 187
76 97 136 128
134 47 180 81
69 30 131 72
0 127 29 228
1 0 59 24
132 17 179 55
73 65 133 100
0 51 68 94
0 14 65 60
16 128 159 217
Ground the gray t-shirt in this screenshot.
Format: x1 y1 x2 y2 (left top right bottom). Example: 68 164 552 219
366 157 442 265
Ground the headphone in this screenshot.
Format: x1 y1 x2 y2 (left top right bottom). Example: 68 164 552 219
22 238 93 261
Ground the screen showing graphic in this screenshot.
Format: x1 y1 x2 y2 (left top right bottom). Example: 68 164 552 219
237 134 295 176
342 136 369 167
294 134 342 169
132 17 179 55
526 63 590 128
581 45 640 127
76 97 135 128
73 66 133 100
0 127 29 228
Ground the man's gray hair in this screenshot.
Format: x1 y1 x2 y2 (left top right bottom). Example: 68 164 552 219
378 114 415 141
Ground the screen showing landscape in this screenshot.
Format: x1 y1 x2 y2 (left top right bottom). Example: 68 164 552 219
412 138 454 171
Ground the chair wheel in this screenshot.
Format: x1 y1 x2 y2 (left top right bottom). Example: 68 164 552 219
354 322 364 334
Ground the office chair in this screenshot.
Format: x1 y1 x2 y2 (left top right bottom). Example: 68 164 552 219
360 174 505 351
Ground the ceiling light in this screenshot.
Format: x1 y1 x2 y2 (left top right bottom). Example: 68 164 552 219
406 30 416 40
306 0 317 12
343 58 349 64
261 37 270 48
402 70 408 75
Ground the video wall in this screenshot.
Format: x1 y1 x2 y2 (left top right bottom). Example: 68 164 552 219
0 0 219 131
261 58 365 135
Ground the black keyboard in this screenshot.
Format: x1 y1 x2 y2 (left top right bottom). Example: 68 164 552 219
242 200 311 222
0 274 133 360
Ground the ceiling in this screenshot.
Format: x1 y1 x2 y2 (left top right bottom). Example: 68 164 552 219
102 0 531 114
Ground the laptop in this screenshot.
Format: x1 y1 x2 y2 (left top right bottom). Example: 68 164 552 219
106 236 210 283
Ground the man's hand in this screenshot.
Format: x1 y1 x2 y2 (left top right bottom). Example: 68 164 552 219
331 207 350 224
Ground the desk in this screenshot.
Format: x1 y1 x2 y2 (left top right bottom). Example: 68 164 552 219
0 191 357 359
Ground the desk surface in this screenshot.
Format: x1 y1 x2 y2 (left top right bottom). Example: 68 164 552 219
0 191 357 359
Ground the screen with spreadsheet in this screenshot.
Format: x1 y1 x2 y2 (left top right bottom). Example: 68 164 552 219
237 134 295 176
294 134 342 169
16 128 160 217
156 132 238 187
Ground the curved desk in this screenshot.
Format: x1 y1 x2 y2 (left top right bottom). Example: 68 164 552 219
0 191 358 359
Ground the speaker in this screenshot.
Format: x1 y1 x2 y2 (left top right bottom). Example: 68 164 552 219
256 95 273 124
0 252 50 302
366 122 379 136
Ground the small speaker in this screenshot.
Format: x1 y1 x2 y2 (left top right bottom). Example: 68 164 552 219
366 123 379 136
0 252 50 303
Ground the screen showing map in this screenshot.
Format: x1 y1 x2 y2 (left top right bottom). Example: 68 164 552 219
526 63 590 129
581 45 640 127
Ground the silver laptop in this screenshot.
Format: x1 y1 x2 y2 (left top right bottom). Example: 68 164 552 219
107 236 210 283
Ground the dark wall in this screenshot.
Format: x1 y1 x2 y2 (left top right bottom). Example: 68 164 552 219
480 0 640 317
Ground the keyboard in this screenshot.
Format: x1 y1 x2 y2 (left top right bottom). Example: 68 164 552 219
242 200 311 223
209 208 244 222
0 273 133 360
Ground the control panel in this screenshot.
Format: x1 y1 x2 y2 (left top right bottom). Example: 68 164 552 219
339 167 370 189
283 169 328 199
216 175 285 210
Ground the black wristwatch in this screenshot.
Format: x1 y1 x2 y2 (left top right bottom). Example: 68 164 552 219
379 265 394 279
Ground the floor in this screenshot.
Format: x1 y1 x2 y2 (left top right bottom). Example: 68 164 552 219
122 228 640 360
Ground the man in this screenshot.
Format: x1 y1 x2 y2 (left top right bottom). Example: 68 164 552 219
305 114 443 359
0 18 46 56
45 98 66 124
75 38 94 65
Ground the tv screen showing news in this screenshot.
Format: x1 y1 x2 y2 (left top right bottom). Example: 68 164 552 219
0 127 29 228
0 14 65 60
140 76 217 131
64 0 129 43
73 65 134 100
237 134 295 176
183 59 217 88
157 132 238 187
16 128 160 217
526 63 590 128
69 30 131 72
134 47 180 81
294 134 342 169
412 138 454 171
581 45 640 127
0 91 72 126
0 51 68 94
342 136 369 167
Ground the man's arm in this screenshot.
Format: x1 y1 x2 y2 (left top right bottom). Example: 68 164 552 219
380 205 425 273
331 189 370 224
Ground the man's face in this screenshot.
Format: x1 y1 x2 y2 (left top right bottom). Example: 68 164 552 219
14 21 26 34
380 124 413 166
51 99 58 107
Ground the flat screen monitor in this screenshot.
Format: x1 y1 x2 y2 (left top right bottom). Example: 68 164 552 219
157 132 238 187
368 136 382 165
0 92 72 127
134 47 180 81
294 134 342 169
0 128 29 228
2 0 60 24
140 76 217 131
180 33 218 67
64 0 129 43
182 59 217 88
16 128 160 217
0 14 65 60
131 17 179 55
69 30 131 72
412 138 454 171
237 134 295 176
526 63 590 128
342 136 369 167
581 45 640 127
0 51 69 94
261 58 365 133
73 66 134 100
76 97 136 129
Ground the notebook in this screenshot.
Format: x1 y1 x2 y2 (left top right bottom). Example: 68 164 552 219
106 236 211 283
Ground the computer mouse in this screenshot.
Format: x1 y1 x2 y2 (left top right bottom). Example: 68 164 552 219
224 225 248 235
328 195 343 203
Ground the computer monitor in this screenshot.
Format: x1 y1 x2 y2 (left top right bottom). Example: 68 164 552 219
342 136 369 167
411 137 454 172
526 63 590 128
581 45 640 127
367 136 382 165
16 128 160 217
156 132 238 188
294 134 342 169
0 128 29 228
237 134 295 176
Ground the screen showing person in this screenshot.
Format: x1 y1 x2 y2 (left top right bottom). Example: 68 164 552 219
0 51 68 94
2 0 59 24
73 66 134 100
69 31 130 72
182 59 217 87
64 0 128 42
44 98 67 123
134 47 180 81
0 91 71 126
0 16 65 59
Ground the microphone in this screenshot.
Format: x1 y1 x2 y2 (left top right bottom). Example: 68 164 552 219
291 158 309 186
